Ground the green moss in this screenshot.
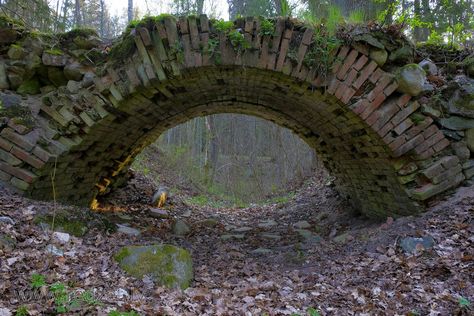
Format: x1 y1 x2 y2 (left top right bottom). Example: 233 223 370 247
0 101 34 128
108 35 136 63
228 29 250 53
259 18 275 37
61 27 97 40
0 15 25 28
114 244 193 290
34 214 89 237
17 78 41 95
213 20 234 33
44 48 64 56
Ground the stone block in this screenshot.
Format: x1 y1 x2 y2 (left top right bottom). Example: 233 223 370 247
0 128 34 151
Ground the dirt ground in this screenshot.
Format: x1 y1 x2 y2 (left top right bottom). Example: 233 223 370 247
0 171 473 315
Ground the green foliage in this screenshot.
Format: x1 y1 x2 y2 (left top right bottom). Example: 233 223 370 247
44 48 64 56
228 30 250 53
169 41 185 64
259 18 275 37
15 306 29 316
302 28 341 78
347 10 365 24
325 5 343 36
459 297 471 308
213 20 234 33
30 273 46 288
50 282 68 313
289 306 320 316
279 0 292 17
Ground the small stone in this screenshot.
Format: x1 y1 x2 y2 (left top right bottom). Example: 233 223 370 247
64 62 84 81
114 288 129 299
182 210 192 217
149 208 169 219
452 142 470 161
199 218 219 227
260 233 281 240
419 59 438 75
251 248 273 255
46 244 64 256
220 234 245 241
53 231 70 244
172 220 190 236
400 236 435 254
421 104 441 118
396 64 431 96
369 49 388 66
233 226 252 233
293 220 311 229
439 117 474 130
0 307 12 316
257 219 277 229
116 224 141 236
66 80 81 93
0 216 15 225
333 232 353 244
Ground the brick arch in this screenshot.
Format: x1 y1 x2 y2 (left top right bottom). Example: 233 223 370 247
0 16 465 218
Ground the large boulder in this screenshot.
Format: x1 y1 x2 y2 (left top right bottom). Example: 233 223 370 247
396 64 432 96
114 244 193 290
42 50 68 67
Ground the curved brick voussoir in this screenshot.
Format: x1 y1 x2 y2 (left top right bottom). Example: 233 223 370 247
1 15 470 219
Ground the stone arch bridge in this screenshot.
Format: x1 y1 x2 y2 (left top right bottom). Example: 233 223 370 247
0 15 472 219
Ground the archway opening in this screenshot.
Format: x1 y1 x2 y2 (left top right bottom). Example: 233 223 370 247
131 113 320 208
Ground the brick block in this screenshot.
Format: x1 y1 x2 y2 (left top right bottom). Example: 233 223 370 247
393 118 414 136
353 61 377 89
11 146 45 169
433 138 450 153
0 169 11 181
352 54 368 71
414 131 444 155
0 148 22 166
0 162 36 183
0 137 13 152
411 172 464 201
33 146 55 162
0 128 35 151
393 134 424 157
11 177 29 190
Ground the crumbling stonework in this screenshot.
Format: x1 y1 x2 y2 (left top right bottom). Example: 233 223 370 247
0 15 473 219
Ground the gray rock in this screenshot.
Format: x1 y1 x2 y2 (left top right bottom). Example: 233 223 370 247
0 307 12 316
370 49 388 66
293 220 311 229
421 104 441 118
257 219 278 229
7 65 25 89
172 220 190 236
149 208 169 219
251 248 273 255
46 244 64 256
66 80 81 93
442 129 464 141
466 128 474 152
53 231 70 244
464 166 474 179
233 226 252 233
220 234 245 241
81 72 95 88
396 64 431 96
0 216 15 225
64 62 84 81
22 36 44 56
400 236 435 254
260 233 281 240
419 59 438 75
333 232 352 244
73 35 100 49
7 44 25 60
116 224 141 236
452 141 471 161
114 244 193 290
0 62 9 89
440 117 474 130
42 51 68 67
199 218 219 227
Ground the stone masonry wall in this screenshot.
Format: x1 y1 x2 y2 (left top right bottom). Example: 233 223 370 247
0 15 473 219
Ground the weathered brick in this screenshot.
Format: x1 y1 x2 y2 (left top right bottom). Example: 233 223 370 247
393 134 424 157
353 61 377 89
0 169 11 181
393 118 414 136
0 128 35 151
433 138 450 153
32 146 55 162
411 172 464 201
352 54 368 71
0 148 22 166
11 146 45 169
0 162 36 183
414 131 444 155
0 137 13 151
10 177 29 190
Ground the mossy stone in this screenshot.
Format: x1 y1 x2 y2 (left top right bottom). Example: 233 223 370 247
114 244 193 290
369 48 388 66
17 78 40 95
7 44 25 60
396 64 427 96
47 67 68 87
34 214 88 237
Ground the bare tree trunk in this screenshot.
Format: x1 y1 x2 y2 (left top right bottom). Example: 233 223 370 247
74 0 81 27
99 0 105 38
128 0 133 23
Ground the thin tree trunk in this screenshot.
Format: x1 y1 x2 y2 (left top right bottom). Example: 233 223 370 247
128 0 133 23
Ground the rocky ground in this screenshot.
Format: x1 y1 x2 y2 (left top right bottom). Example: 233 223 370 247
0 171 473 315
